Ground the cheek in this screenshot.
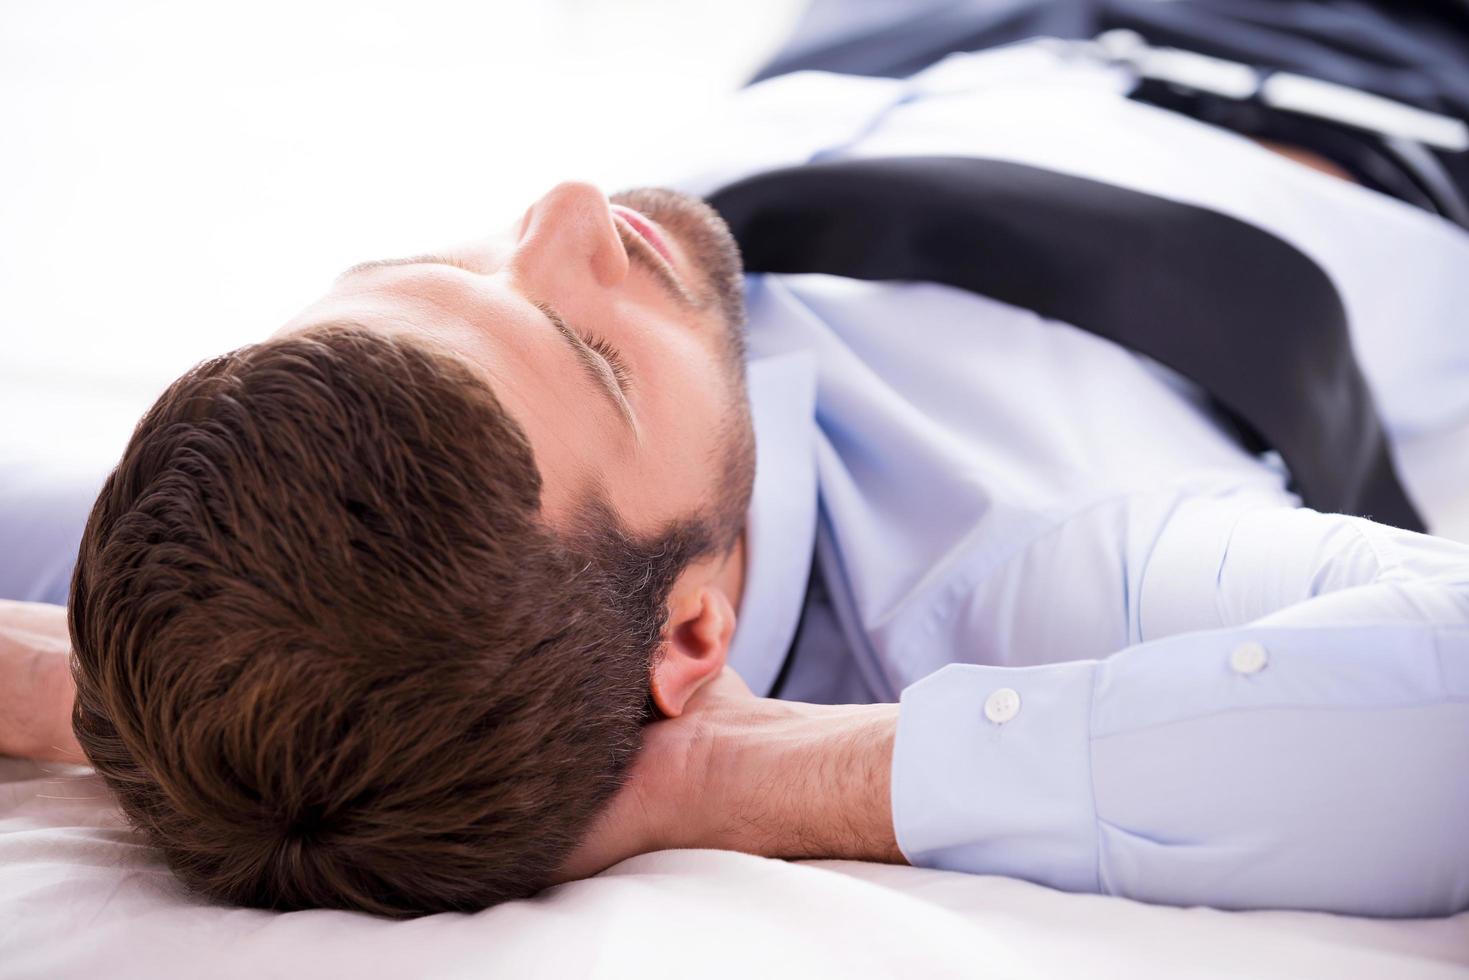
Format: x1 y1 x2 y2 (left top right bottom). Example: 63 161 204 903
650 332 728 431
629 339 731 495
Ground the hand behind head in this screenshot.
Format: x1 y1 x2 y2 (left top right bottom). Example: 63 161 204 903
546 667 759 886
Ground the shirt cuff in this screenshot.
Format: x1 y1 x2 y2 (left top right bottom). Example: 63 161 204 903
891 660 1101 894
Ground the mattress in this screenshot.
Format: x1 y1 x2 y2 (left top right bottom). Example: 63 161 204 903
4 411 1468 980
3 755 1467 978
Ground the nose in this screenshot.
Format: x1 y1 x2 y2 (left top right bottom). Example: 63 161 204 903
511 181 630 290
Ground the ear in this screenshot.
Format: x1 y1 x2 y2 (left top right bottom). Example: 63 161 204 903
649 584 737 719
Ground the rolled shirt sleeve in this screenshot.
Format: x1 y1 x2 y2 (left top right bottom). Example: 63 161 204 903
890 497 1469 917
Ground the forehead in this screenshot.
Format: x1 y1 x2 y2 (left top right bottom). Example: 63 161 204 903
279 266 528 384
274 264 628 521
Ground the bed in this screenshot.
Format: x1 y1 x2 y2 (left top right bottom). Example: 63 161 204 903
3 418 1468 978
3 757 1467 978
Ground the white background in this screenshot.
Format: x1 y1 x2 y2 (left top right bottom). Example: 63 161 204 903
0 0 802 464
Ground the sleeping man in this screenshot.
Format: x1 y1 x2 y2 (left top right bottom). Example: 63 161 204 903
3 2 1469 919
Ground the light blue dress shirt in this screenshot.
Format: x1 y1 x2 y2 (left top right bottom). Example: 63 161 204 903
708 40 1469 917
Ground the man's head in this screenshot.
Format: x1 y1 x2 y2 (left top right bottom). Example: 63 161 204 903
67 182 756 916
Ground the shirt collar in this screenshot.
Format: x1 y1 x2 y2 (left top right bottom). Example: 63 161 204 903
725 347 820 697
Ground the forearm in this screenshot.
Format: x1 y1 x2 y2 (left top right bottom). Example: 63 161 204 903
0 600 85 764
871 500 1469 915
1140 495 1469 639
889 632 1469 916
705 699 905 865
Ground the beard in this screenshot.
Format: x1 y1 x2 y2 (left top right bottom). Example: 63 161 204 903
609 185 755 554
608 186 747 367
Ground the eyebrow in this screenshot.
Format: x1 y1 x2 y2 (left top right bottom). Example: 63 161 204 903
337 253 478 279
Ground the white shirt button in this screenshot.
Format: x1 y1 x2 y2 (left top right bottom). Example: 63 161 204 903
984 687 1022 724
1230 641 1269 675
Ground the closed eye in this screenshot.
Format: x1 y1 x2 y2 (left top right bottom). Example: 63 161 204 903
532 300 637 435
581 332 632 393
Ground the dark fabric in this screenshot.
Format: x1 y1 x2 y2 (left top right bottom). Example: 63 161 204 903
748 0 1469 206
708 156 1426 531
753 0 1469 100
1122 71 1469 225
768 558 821 699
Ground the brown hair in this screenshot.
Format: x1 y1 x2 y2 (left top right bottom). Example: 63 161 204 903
68 324 739 916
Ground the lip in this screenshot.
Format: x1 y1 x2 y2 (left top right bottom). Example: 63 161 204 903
609 204 676 265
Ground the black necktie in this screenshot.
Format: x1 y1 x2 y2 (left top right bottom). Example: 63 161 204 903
707 156 1425 532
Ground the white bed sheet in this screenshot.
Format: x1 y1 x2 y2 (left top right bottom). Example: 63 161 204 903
5 417 1469 980
3 754 1467 979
